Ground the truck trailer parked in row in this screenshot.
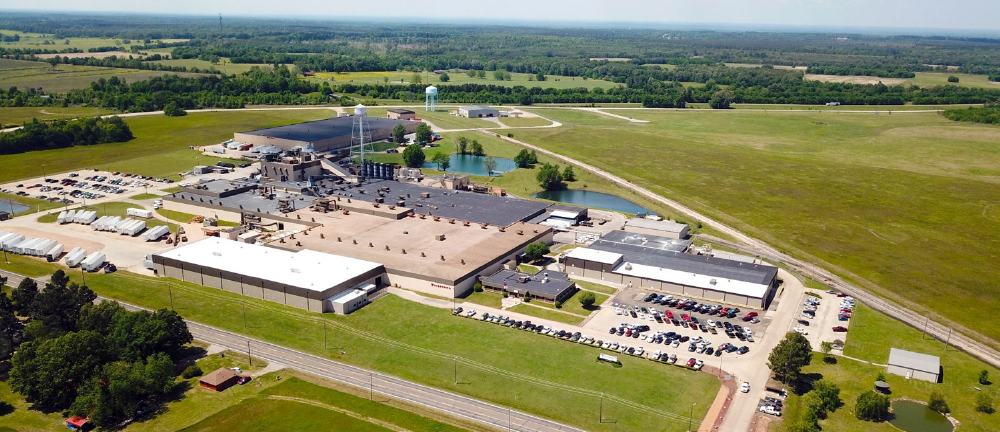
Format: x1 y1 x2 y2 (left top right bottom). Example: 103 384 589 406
65 247 88 267
81 252 106 272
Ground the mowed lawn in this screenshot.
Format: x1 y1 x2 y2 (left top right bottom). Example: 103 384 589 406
68 269 721 432
0 60 212 93
771 302 1000 432
514 109 1000 345
178 399 394 432
311 70 621 90
0 109 334 183
0 106 114 127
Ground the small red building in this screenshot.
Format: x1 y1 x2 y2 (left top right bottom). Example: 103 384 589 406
199 368 240 392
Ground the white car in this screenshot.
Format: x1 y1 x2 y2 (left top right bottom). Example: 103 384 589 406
635 347 645 356
707 319 715 327
694 360 704 371
610 341 619 350
602 341 612 349
466 309 477 317
614 308 622 315
740 382 750 393
672 340 680 348
793 327 809 335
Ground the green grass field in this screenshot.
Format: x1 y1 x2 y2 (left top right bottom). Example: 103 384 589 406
573 279 619 295
908 72 1000 89
50 269 721 432
0 109 333 184
179 399 395 432
0 192 66 216
686 103 978 110
508 304 584 325
771 302 1000 432
311 70 621 90
499 116 554 127
157 208 199 224
0 59 211 93
0 106 114 127
0 29 163 51
514 108 1000 346
129 193 162 200
362 107 497 130
37 201 142 223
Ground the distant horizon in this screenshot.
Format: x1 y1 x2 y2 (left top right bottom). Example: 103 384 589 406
2 0 1000 38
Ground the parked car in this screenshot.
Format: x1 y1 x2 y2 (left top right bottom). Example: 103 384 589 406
740 382 750 393
237 376 252 385
686 358 697 367
832 326 848 332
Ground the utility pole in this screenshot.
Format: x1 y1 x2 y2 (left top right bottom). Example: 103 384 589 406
242 301 247 330
453 356 458 384
945 327 953 350
323 320 327 350
922 315 928 340
247 340 252 366
370 372 374 400
80 265 86 285
599 393 604 423
2 248 8 264
508 408 511 432
168 284 174 310
688 402 696 432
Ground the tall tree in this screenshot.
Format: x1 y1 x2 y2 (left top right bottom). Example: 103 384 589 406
855 390 890 421
767 332 813 385
514 149 533 168
31 281 96 332
483 156 498 176
11 277 39 316
562 165 576 181
470 139 484 156
536 163 564 191
431 152 450 171
415 122 432 144
10 330 110 408
402 144 426 168
392 124 406 144
456 136 469 154
0 290 17 359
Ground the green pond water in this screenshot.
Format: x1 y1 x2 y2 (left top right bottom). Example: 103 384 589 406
888 400 952 432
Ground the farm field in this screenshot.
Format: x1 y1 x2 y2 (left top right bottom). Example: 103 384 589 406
0 29 149 51
684 103 980 110
908 72 1000 89
0 106 114 127
44 268 723 432
310 70 622 90
0 59 211 92
0 109 332 183
513 108 1000 345
147 58 282 74
771 303 1000 432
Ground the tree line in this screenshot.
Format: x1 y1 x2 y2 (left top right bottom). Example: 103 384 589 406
942 102 1000 124
2 271 193 428
0 115 133 155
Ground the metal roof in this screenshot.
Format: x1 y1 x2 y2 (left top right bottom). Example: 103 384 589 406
626 218 689 233
239 116 414 143
460 105 498 111
888 348 941 374
482 269 575 298
594 230 692 253
588 237 777 286
388 109 415 114
613 262 769 298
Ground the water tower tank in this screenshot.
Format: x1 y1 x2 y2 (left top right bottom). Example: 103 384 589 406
354 104 367 116
425 85 438 96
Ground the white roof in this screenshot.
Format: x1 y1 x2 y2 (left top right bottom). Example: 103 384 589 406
550 210 580 219
710 252 757 264
612 261 769 298
888 348 940 374
156 237 383 293
626 218 689 233
329 289 366 304
565 247 623 265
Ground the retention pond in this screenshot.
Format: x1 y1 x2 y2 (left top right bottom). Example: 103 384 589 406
532 189 651 214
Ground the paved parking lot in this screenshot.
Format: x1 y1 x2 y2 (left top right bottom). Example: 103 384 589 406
782 289 852 351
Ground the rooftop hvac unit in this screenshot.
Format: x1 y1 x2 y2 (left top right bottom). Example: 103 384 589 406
710 279 717 285
518 276 530 283
435 234 446 241
421 192 430 198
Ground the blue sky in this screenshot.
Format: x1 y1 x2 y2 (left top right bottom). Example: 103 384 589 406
4 0 999 32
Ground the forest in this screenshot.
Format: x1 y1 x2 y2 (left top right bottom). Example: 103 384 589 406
0 114 134 155
2 12 1000 109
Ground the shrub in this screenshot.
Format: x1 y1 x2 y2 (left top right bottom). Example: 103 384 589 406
578 291 597 308
163 102 187 117
473 282 483 292
554 301 563 309
980 369 991 385
181 365 203 379
928 390 950 413
976 392 995 414
948 75 960 83
502 292 509 298
523 242 550 262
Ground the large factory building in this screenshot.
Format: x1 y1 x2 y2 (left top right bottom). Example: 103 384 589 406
233 116 419 153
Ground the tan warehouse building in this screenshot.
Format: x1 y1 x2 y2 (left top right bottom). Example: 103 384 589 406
152 237 386 313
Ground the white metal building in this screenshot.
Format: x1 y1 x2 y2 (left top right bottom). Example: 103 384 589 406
887 348 941 383
152 237 386 313
624 218 690 239
457 106 500 118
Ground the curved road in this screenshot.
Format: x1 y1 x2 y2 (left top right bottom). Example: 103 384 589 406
492 127 1000 371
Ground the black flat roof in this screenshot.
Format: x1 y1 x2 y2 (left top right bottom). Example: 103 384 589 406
240 117 414 143
326 179 551 226
595 230 692 253
589 239 777 286
483 269 575 298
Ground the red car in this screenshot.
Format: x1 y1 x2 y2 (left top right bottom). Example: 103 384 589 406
689 322 698 330
664 311 674 319
838 293 849 297
747 312 758 318
832 326 848 332
742 316 753 322
682 314 691 321
686 358 697 367
237 376 252 385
